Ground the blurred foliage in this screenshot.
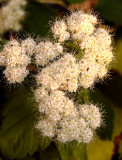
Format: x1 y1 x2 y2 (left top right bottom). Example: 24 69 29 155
113 38 122 75
96 0 122 25
56 143 70 160
94 72 122 108
113 108 122 137
0 89 39 159
87 139 113 160
22 1 58 36
39 137 52 151
70 142 87 160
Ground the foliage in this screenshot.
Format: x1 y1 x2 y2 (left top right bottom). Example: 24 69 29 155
96 0 122 25
23 1 58 36
0 89 39 159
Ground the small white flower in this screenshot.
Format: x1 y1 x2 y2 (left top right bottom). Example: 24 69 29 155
21 38 36 56
35 41 63 66
67 11 97 36
51 20 70 42
80 127 93 143
4 66 29 83
79 104 101 129
36 118 57 138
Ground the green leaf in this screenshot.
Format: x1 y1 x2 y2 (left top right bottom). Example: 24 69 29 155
87 139 113 160
70 141 87 160
22 1 58 36
0 89 39 159
96 0 122 25
64 40 85 61
113 38 122 75
113 108 122 137
95 71 122 108
75 88 90 104
40 136 52 151
56 143 70 160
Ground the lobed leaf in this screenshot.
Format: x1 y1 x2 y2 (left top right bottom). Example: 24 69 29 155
0 89 39 159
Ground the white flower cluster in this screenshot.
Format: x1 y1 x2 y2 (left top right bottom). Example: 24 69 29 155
0 0 27 34
35 11 113 143
0 11 114 143
78 27 113 88
52 11 113 88
51 11 97 42
67 11 97 37
35 87 101 143
0 37 64 83
35 42 63 66
51 20 70 42
0 38 36 83
36 54 79 92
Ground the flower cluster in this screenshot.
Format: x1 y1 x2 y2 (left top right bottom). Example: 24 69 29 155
0 0 27 34
0 38 36 83
35 11 113 143
78 27 113 88
35 41 63 66
35 88 101 143
0 10 114 143
51 11 113 88
36 54 79 92
51 20 70 42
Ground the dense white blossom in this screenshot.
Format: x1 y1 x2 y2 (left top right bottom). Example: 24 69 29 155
36 54 80 92
0 39 31 83
79 28 113 65
35 41 63 66
4 66 29 83
57 116 87 143
36 118 57 138
80 127 93 143
79 104 101 129
0 10 114 143
35 89 78 121
67 11 97 36
51 20 70 42
21 38 36 56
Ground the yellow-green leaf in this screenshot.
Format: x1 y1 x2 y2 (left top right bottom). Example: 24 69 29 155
0 89 39 159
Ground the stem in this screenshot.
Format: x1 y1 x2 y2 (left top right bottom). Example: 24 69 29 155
27 65 38 73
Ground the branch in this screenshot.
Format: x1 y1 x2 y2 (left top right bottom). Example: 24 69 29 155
27 65 38 73
111 132 122 160
69 0 98 11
